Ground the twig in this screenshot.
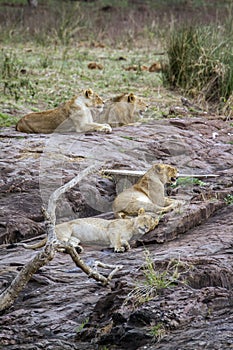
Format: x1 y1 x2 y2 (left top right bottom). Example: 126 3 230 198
0 220 57 311
47 163 98 224
0 162 121 311
63 245 122 286
94 261 124 282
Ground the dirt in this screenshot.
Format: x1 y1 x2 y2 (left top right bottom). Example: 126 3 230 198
0 115 233 349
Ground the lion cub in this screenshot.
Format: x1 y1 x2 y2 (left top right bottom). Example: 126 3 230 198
16 88 112 134
113 163 180 218
19 209 159 253
95 92 148 127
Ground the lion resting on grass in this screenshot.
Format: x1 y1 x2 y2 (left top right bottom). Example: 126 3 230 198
19 209 159 253
16 88 112 134
113 163 180 218
95 92 148 127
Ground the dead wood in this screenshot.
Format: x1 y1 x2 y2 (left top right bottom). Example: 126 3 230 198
0 163 122 312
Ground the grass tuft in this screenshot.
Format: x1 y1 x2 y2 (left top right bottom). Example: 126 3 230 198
224 194 233 205
0 112 19 127
124 251 192 308
162 20 233 112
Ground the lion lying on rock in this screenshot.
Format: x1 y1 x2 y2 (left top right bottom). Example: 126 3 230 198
16 88 112 134
95 92 148 127
19 209 159 253
113 163 181 218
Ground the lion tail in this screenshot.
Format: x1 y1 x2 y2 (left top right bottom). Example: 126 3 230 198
21 237 48 250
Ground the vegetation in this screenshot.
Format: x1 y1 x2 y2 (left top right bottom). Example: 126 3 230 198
163 10 233 111
224 194 233 205
76 317 89 334
124 251 192 307
150 322 166 342
0 112 19 127
0 0 232 128
173 177 207 187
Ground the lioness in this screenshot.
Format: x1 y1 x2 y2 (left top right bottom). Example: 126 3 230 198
18 209 159 253
95 92 148 127
16 88 112 134
113 163 180 218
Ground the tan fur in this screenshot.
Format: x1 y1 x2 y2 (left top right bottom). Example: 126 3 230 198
124 65 148 71
95 93 148 127
149 62 162 72
113 164 180 218
16 89 112 134
19 209 159 253
87 62 103 70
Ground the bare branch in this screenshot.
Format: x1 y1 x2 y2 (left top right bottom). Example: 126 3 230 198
47 163 98 224
0 221 56 312
0 162 122 312
63 246 123 286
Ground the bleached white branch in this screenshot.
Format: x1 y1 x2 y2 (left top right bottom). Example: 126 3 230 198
0 162 121 311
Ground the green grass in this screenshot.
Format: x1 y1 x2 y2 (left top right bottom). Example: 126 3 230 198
224 194 233 205
75 317 89 334
124 251 192 308
0 43 168 127
0 112 19 127
162 22 233 111
174 177 207 187
0 0 231 126
150 323 166 342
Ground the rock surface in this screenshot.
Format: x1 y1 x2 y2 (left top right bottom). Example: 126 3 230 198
0 117 233 349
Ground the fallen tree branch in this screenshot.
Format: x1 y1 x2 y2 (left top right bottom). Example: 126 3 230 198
63 245 123 286
94 261 124 282
0 162 122 312
0 220 56 311
46 163 98 224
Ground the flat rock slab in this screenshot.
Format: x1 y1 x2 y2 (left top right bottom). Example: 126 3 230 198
0 117 233 349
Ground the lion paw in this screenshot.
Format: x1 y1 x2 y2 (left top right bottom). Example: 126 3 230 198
114 246 126 253
100 124 112 133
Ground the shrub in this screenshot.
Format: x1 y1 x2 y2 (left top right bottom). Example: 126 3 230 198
162 24 233 109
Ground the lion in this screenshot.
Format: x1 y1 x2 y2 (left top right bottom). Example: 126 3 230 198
113 163 180 218
16 88 112 134
95 92 148 127
17 209 159 253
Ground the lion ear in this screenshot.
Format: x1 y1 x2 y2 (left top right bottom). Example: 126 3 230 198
138 208 145 216
84 88 93 98
127 93 136 103
153 163 163 173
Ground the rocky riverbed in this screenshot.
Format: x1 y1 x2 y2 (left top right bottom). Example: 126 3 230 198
0 116 233 349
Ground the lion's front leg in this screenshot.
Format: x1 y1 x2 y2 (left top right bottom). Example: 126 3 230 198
81 122 112 133
159 198 184 214
158 203 175 214
67 236 84 253
109 233 127 253
120 239 130 252
164 197 174 206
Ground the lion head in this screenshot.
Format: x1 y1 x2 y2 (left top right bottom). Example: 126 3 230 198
110 92 148 113
135 208 159 233
81 88 104 109
151 163 178 185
